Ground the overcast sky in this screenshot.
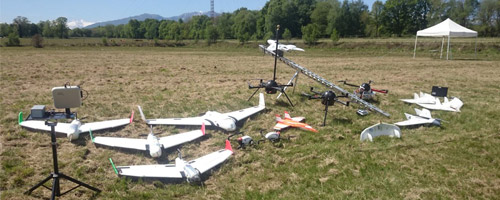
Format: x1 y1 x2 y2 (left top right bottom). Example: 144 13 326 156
1 0 383 25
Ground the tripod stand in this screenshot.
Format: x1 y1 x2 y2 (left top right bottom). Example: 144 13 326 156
24 121 100 199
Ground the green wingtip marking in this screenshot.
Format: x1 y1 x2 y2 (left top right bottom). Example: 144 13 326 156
18 112 23 124
109 158 118 175
89 128 94 142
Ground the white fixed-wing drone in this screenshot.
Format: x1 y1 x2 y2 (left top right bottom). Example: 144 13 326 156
266 40 305 52
395 108 442 127
18 111 134 141
138 93 265 131
109 140 233 183
400 92 436 104
91 124 205 158
417 97 463 112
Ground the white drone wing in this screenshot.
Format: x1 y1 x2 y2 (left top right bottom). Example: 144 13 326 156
116 163 183 178
138 105 207 126
188 140 233 174
417 98 458 112
19 121 74 135
223 93 265 121
394 114 431 126
79 118 132 133
93 137 148 151
159 126 205 149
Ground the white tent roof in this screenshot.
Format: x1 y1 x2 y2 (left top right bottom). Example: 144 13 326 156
416 18 477 37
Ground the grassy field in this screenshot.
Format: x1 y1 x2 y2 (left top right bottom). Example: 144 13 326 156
1 39 499 199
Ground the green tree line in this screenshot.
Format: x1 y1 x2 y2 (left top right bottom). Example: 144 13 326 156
1 0 499 45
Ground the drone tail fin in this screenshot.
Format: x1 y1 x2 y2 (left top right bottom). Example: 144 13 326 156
109 158 119 175
18 112 23 125
275 114 283 122
259 93 265 108
137 105 147 122
201 122 206 135
225 139 233 152
129 110 134 124
89 128 95 142
284 111 291 119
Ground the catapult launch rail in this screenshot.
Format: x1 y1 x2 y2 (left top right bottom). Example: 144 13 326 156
259 45 390 117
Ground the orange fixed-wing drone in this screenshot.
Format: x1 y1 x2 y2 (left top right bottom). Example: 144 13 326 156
273 111 318 133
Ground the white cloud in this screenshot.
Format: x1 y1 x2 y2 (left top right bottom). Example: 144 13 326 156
67 19 95 29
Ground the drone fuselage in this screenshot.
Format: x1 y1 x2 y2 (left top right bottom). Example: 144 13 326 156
321 91 337 105
146 133 162 158
203 111 237 131
175 157 201 183
67 120 82 141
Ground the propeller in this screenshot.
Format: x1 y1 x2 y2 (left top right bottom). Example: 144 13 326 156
303 87 349 126
248 25 294 106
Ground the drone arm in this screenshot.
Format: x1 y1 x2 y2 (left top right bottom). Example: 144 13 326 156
335 99 349 106
309 87 322 95
371 88 388 94
339 80 359 88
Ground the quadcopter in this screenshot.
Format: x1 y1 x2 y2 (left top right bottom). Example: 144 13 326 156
338 80 388 100
302 87 349 126
248 25 294 106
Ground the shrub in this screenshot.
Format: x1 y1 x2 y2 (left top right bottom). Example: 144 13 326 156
102 37 108 46
331 29 340 43
31 34 43 48
5 32 20 46
283 28 292 43
301 24 320 45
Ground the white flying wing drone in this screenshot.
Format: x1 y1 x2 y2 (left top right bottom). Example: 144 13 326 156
91 124 206 158
417 97 463 112
138 93 265 131
109 140 233 183
19 111 134 141
400 92 436 104
266 40 305 52
395 108 442 127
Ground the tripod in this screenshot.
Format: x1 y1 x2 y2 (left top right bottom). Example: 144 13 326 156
24 121 100 199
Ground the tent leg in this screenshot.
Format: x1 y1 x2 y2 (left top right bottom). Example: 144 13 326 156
447 36 450 60
440 37 444 59
474 36 477 59
413 35 418 58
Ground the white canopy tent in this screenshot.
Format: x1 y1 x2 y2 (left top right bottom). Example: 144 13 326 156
413 18 478 60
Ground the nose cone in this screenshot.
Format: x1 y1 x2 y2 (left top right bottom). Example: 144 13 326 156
150 149 162 158
68 133 79 141
221 122 236 132
432 119 442 127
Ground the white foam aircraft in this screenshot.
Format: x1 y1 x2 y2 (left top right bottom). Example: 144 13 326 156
91 124 206 158
395 108 442 127
109 140 233 183
417 97 463 112
18 111 134 141
400 92 436 104
138 93 265 131
266 40 305 52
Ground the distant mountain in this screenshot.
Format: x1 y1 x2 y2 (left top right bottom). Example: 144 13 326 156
83 12 219 29
84 13 164 29
68 19 95 29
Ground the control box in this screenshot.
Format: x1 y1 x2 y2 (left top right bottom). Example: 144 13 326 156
31 105 46 118
52 86 82 109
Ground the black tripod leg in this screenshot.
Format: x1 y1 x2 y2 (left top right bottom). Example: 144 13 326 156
323 101 329 126
51 178 57 200
25 174 53 195
247 88 260 101
59 173 101 193
281 91 294 107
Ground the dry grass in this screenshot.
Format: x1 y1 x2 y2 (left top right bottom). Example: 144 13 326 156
1 41 499 199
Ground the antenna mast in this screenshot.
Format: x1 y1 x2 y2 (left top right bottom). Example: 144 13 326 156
210 0 215 19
